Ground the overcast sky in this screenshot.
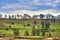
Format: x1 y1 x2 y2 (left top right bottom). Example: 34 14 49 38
0 0 60 15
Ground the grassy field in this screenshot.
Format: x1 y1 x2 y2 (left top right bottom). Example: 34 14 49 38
0 19 60 38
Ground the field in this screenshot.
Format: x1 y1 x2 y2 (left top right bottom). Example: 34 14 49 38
0 19 60 40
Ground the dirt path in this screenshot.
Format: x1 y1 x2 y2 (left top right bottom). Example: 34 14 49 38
0 37 60 40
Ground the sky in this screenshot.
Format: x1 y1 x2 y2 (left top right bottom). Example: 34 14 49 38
0 0 60 15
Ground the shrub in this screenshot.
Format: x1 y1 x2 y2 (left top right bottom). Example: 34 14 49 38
27 24 30 26
24 30 29 36
11 22 14 25
13 29 19 36
9 25 12 28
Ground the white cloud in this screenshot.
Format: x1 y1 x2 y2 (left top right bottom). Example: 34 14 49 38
32 0 60 7
1 3 32 10
0 9 60 19
46 0 60 7
11 10 60 16
33 0 41 5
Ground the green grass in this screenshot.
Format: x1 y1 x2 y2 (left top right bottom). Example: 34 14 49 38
0 19 60 38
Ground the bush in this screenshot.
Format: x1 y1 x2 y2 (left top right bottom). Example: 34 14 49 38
13 29 19 36
5 27 9 30
24 24 30 27
27 24 30 26
11 22 14 25
24 30 29 36
48 33 51 37
9 25 12 28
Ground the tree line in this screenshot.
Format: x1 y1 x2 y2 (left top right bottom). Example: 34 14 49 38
0 13 60 19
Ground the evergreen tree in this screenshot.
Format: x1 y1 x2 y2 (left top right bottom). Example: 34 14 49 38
58 19 60 25
33 20 37 25
41 28 45 36
41 21 45 28
32 26 36 36
45 21 50 30
36 26 40 36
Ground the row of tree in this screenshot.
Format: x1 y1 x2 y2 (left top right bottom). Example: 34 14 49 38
13 21 51 36
0 13 60 19
8 21 50 36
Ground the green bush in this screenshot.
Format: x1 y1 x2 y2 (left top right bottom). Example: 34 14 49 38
24 30 29 36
